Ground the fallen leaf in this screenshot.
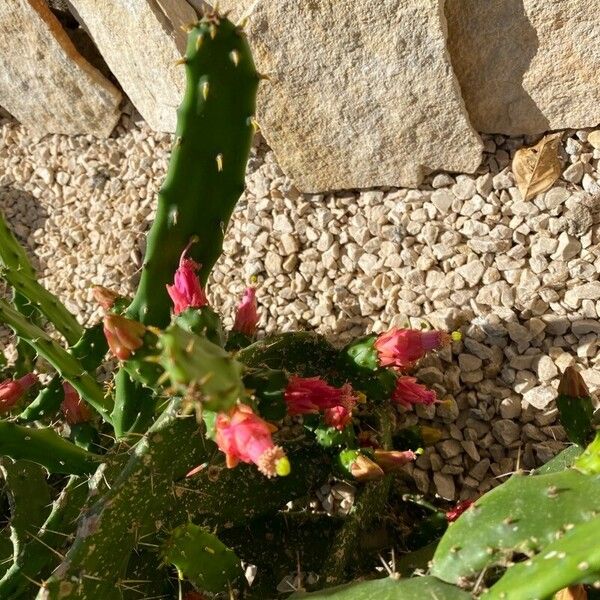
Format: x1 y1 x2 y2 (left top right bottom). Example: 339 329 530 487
555 585 587 600
513 132 562 201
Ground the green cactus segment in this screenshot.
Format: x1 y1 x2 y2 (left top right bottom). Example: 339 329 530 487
575 431 600 475
70 322 109 372
2 267 83 346
0 460 52 565
162 523 242 593
557 392 594 447
243 368 288 420
0 476 89 599
0 299 112 420
290 576 471 599
18 374 63 422
12 292 39 377
159 324 244 411
0 422 101 475
534 444 583 474
175 445 331 526
0 211 36 278
484 516 600 600
111 370 156 439
225 330 253 352
39 404 207 599
238 332 339 376
342 335 379 372
431 469 600 584
127 15 259 328
174 306 225 347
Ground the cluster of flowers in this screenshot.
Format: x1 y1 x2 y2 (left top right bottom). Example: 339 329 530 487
99 247 452 478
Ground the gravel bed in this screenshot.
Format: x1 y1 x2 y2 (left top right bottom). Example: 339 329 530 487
1 108 599 501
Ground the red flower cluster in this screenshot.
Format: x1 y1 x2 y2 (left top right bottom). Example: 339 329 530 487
284 376 357 430
374 328 450 370
0 373 37 413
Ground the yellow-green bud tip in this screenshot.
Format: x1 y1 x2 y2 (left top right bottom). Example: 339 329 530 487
415 447 424 455
451 330 462 342
276 456 291 477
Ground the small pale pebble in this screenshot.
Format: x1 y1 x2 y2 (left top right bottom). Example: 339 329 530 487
523 385 556 409
433 472 455 500
563 162 584 184
536 356 558 381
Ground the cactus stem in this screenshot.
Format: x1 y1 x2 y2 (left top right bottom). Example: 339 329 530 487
216 154 224 172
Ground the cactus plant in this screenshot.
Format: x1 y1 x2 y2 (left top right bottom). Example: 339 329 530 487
0 7 597 600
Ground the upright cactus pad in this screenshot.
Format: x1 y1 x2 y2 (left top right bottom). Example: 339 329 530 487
431 469 600 584
127 14 259 327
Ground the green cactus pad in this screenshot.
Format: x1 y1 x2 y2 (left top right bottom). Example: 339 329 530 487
158 324 244 412
174 306 225 347
0 299 112 420
0 459 52 565
162 523 242 593
575 431 600 476
18 374 64 422
483 516 600 600
431 469 600 584
290 575 471 599
534 444 583 474
127 15 259 328
0 422 101 475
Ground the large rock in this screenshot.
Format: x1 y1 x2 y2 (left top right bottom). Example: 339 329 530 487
68 0 197 132
211 0 483 191
446 0 600 135
0 0 121 137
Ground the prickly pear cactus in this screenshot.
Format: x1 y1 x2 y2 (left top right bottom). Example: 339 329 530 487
1 6 598 600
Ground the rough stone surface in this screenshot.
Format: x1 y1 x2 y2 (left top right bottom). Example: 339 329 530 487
68 0 196 132
0 0 121 137
225 0 482 191
446 0 600 134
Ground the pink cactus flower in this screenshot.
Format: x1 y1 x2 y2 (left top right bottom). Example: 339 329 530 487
374 328 450 369
166 247 208 315
103 314 145 361
0 373 37 413
215 404 289 478
446 499 475 522
232 287 259 336
284 376 356 415
373 449 417 472
392 376 437 408
324 404 353 430
61 382 92 424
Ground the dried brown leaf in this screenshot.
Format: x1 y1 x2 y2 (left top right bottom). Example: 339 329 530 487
513 132 562 201
555 585 588 600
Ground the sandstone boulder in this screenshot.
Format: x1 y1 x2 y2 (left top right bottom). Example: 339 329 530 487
211 0 483 191
0 0 121 137
446 0 600 135
68 0 197 132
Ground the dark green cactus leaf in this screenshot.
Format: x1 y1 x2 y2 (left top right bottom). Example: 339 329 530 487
162 523 242 593
556 367 594 447
0 422 101 475
237 332 339 377
575 431 600 476
290 575 471 599
312 422 355 449
126 15 259 328
69 423 100 452
483 516 600 600
431 469 600 584
122 547 174 599
225 330 253 352
535 444 583 474
243 367 288 421
342 335 379 372
40 403 207 599
174 306 225 347
0 476 88 599
0 459 52 567
0 299 112 421
111 370 157 439
0 210 83 346
158 324 244 412
18 374 63 422
395 542 439 577
70 322 109 372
